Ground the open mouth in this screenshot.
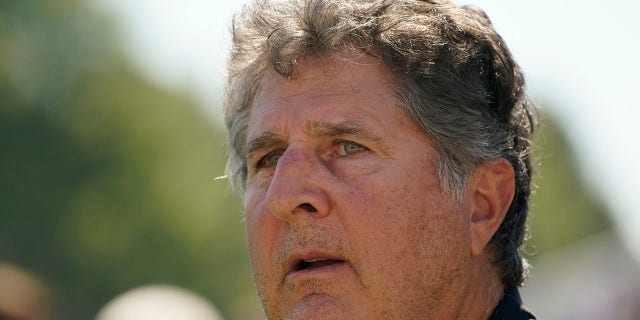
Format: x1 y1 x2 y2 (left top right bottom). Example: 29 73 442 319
296 258 344 271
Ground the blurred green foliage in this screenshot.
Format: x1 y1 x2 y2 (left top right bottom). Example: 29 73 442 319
527 114 611 257
0 1 252 319
0 0 611 319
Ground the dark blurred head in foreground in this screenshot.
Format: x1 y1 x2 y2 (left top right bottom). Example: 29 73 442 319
224 0 536 319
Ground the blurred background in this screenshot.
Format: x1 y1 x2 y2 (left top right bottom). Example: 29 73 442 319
0 0 638 319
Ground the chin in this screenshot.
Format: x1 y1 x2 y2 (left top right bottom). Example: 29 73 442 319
274 294 357 320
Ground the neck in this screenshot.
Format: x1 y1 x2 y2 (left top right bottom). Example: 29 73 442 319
455 256 505 320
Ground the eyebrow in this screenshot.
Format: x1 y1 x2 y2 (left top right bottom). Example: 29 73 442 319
246 119 386 157
246 130 286 157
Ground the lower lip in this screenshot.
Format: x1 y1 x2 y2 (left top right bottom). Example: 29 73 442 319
285 261 349 283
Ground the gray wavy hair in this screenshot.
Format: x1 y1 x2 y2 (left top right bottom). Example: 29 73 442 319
224 0 536 288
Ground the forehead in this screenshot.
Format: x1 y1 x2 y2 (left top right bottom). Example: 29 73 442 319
247 53 407 137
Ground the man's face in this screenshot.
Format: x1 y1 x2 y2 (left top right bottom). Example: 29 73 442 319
244 53 475 320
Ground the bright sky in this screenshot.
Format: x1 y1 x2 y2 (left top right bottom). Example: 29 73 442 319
91 0 640 260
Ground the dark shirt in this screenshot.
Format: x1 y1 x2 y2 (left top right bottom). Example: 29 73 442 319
488 287 536 320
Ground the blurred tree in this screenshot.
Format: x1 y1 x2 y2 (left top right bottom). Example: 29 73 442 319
527 113 611 259
0 1 252 319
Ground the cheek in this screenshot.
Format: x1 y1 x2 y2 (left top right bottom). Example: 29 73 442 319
244 188 261 234
244 185 292 264
244 188 273 264
345 158 442 221
342 161 468 277
244 189 286 302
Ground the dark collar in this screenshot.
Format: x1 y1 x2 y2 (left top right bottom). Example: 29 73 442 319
488 287 536 320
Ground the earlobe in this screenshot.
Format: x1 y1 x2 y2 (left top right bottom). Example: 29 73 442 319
469 158 515 257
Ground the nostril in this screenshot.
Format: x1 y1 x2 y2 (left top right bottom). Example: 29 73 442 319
298 203 317 212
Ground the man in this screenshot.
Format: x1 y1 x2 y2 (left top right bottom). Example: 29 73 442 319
224 0 536 319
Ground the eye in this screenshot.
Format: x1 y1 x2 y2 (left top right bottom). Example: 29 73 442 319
336 140 367 156
257 149 284 167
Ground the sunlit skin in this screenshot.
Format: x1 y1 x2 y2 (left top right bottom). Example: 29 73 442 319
244 52 514 320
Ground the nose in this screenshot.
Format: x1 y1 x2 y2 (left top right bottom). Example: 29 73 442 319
266 147 331 222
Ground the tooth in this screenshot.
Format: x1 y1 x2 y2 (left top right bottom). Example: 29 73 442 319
304 258 328 263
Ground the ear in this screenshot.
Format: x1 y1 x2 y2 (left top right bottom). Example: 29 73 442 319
469 158 515 257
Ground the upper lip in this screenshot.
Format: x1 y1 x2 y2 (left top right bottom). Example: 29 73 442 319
285 249 347 275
